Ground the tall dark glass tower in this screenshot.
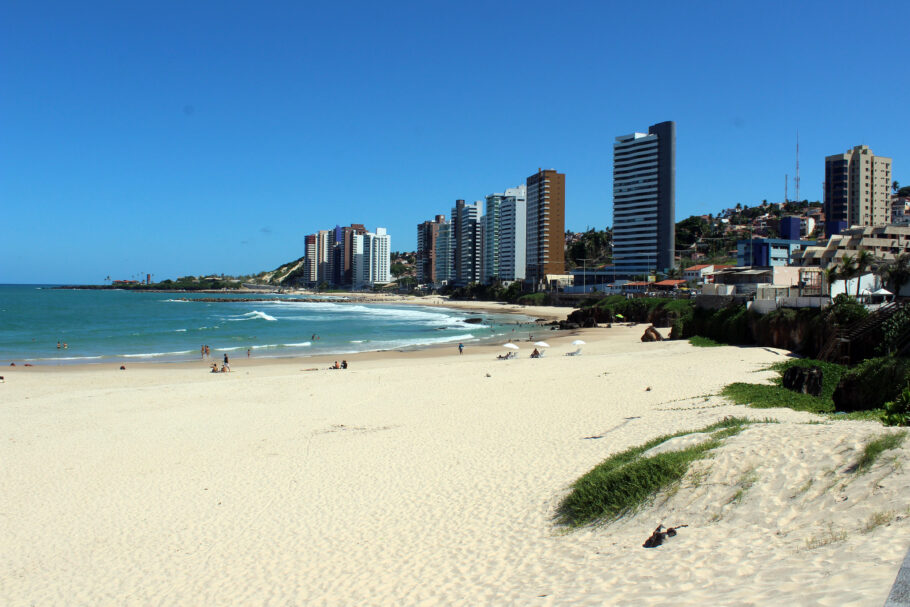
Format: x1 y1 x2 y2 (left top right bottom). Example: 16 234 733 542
612 121 676 276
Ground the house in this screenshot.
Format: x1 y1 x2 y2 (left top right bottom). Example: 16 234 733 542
652 279 687 291
683 264 713 282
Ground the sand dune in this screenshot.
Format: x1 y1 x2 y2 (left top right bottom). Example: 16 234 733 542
1 324 907 605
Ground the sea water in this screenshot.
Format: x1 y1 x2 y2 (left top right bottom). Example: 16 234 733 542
0 285 538 364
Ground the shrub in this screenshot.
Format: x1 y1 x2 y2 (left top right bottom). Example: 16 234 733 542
516 292 550 306
828 294 869 326
833 357 910 412
883 384 910 426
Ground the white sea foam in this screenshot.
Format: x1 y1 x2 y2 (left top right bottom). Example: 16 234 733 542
227 310 277 322
121 350 195 358
27 355 104 362
282 342 312 347
161 299 189 303
174 329 187 332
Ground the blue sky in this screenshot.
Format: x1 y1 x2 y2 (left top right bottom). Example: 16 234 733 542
2 0 908 284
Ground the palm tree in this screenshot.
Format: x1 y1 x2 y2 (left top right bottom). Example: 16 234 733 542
839 254 857 299
854 249 875 299
882 253 910 296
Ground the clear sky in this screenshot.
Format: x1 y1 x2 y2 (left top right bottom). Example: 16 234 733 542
2 0 907 284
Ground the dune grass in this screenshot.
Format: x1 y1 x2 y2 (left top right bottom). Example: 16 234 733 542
556 417 758 527
856 431 907 473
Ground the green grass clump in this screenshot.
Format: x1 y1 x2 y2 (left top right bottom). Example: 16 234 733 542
556 417 755 527
721 358 847 415
688 336 723 347
856 431 907 473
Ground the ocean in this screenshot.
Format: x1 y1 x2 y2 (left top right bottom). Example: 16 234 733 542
0 285 537 365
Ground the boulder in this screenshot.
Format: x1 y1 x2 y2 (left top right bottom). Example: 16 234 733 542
781 366 823 397
641 326 663 342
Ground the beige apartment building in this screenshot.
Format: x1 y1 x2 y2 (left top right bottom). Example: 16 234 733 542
824 145 892 227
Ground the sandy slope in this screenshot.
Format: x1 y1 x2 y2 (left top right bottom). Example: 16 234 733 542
1 324 907 605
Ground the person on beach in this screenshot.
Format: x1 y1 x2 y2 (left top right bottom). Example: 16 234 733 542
201 345 205 359
341 360 347 369
458 343 464 355
531 348 540 358
247 348 251 358
223 353 230 371
205 345 210 358
57 341 61 349
211 363 218 373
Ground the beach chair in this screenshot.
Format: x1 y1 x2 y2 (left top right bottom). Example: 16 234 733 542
565 348 582 357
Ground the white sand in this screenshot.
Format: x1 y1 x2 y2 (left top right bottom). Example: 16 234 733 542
2 324 908 605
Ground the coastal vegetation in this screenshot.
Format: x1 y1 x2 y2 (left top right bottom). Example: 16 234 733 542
557 417 760 527
721 356 910 425
722 359 846 416
856 431 907 473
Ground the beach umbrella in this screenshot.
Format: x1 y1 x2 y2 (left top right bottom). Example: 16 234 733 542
571 339 586 346
534 341 550 348
503 343 519 350
615 313 624 319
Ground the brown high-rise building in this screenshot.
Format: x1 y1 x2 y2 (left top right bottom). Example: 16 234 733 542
526 169 565 285
824 145 892 228
416 215 445 284
342 224 367 285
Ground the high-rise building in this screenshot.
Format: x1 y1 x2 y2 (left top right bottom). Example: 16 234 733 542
417 215 445 285
315 230 331 283
526 169 565 285
482 194 503 284
353 228 391 288
452 200 482 285
824 145 892 228
434 220 455 285
483 185 527 283
303 234 317 285
500 185 527 281
612 121 676 277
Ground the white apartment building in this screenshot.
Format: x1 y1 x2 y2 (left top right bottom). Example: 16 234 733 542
499 185 527 281
352 228 391 288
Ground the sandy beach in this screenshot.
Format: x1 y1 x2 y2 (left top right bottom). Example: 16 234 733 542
2 322 908 605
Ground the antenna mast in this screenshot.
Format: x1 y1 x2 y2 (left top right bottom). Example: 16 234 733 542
795 131 800 203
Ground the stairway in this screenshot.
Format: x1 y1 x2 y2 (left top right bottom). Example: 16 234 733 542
818 302 905 364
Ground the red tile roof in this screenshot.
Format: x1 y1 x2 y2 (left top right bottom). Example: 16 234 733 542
653 279 687 286
685 264 711 271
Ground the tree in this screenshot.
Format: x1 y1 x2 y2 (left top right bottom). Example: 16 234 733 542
894 180 900 195
839 254 857 298
899 186 910 198
882 253 910 295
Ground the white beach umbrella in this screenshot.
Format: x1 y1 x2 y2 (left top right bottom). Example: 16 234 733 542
534 341 551 348
571 339 586 346
503 343 519 350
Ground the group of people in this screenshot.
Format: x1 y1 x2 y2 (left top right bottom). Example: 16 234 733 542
210 353 231 373
56 341 68 349
329 360 348 370
200 345 211 359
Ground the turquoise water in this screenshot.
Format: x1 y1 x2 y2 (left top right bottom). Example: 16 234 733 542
0 285 536 364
